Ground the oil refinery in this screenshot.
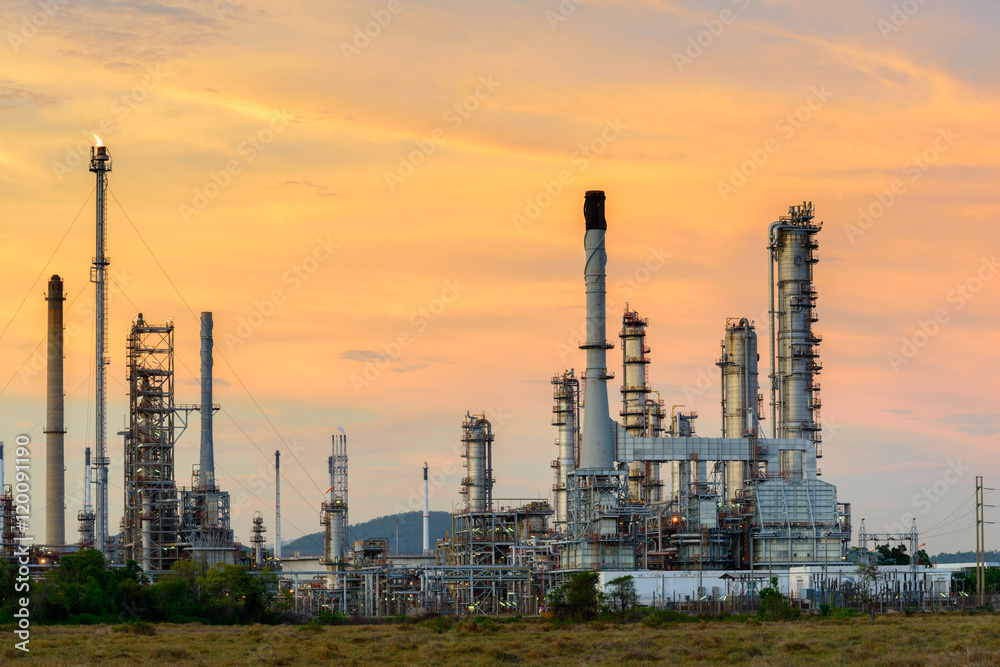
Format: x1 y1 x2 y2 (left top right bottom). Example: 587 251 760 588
0 143 949 616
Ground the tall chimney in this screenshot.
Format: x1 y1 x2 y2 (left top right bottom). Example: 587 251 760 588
422 462 430 555
45 275 66 546
199 312 214 488
579 191 614 470
274 450 281 560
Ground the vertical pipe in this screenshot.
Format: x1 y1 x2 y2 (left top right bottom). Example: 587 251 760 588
0 443 4 538
580 191 613 470
423 462 430 555
768 224 777 439
275 450 281 560
45 275 66 546
89 144 111 556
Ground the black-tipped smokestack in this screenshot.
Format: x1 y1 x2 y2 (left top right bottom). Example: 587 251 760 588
584 190 606 230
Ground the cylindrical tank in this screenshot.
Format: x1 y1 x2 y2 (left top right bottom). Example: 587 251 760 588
772 205 820 444
462 414 493 511
552 371 578 528
621 308 650 502
720 318 758 502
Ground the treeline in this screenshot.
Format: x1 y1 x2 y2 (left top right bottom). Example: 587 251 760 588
0 550 288 625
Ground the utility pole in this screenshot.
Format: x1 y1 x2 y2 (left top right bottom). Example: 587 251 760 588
975 476 992 607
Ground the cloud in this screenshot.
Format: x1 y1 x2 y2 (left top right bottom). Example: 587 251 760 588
390 365 426 374
935 414 1000 438
339 349 389 363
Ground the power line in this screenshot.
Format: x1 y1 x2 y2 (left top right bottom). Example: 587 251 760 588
108 189 327 500
0 187 94 342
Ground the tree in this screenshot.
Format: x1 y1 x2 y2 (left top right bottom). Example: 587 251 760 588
757 577 796 621
852 560 886 621
875 543 910 565
546 571 602 621
605 575 638 620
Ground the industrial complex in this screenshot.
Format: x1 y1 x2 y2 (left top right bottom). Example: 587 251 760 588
0 143 952 616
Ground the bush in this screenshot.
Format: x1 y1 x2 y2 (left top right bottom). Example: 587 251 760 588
757 577 798 621
546 572 602 622
115 620 156 635
641 609 695 626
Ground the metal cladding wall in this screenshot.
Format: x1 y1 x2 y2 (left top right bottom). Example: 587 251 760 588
45 275 65 546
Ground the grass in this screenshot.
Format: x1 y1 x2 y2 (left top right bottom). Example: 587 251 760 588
1 613 998 665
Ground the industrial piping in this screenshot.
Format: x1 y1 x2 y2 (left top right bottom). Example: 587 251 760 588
45 275 66 546
579 190 614 471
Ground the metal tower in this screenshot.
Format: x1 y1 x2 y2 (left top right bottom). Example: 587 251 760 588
460 414 494 512
321 434 348 572
124 314 181 572
250 511 267 570
78 447 95 549
768 202 822 454
89 142 112 555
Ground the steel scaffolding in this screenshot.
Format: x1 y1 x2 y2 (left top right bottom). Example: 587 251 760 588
124 315 182 572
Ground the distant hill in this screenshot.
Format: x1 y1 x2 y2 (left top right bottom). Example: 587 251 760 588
931 550 1000 564
282 511 452 556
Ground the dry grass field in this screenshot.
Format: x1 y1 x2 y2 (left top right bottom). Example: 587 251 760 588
1 613 999 666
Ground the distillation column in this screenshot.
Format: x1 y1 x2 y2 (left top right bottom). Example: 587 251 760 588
551 370 579 529
89 142 112 556
769 203 822 452
322 434 348 588
460 414 494 511
621 308 659 503
717 319 759 502
45 275 66 546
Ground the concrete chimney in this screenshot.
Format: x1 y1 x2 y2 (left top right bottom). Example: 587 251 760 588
45 275 66 546
579 191 614 470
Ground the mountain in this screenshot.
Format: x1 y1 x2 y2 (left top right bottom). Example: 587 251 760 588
930 550 1000 564
281 511 452 557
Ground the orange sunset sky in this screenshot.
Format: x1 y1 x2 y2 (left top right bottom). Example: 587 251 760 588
1 0 997 554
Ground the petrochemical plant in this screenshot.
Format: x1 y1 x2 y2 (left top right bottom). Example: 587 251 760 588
1 144 950 616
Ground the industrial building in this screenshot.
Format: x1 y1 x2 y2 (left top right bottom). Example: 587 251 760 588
0 139 946 614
